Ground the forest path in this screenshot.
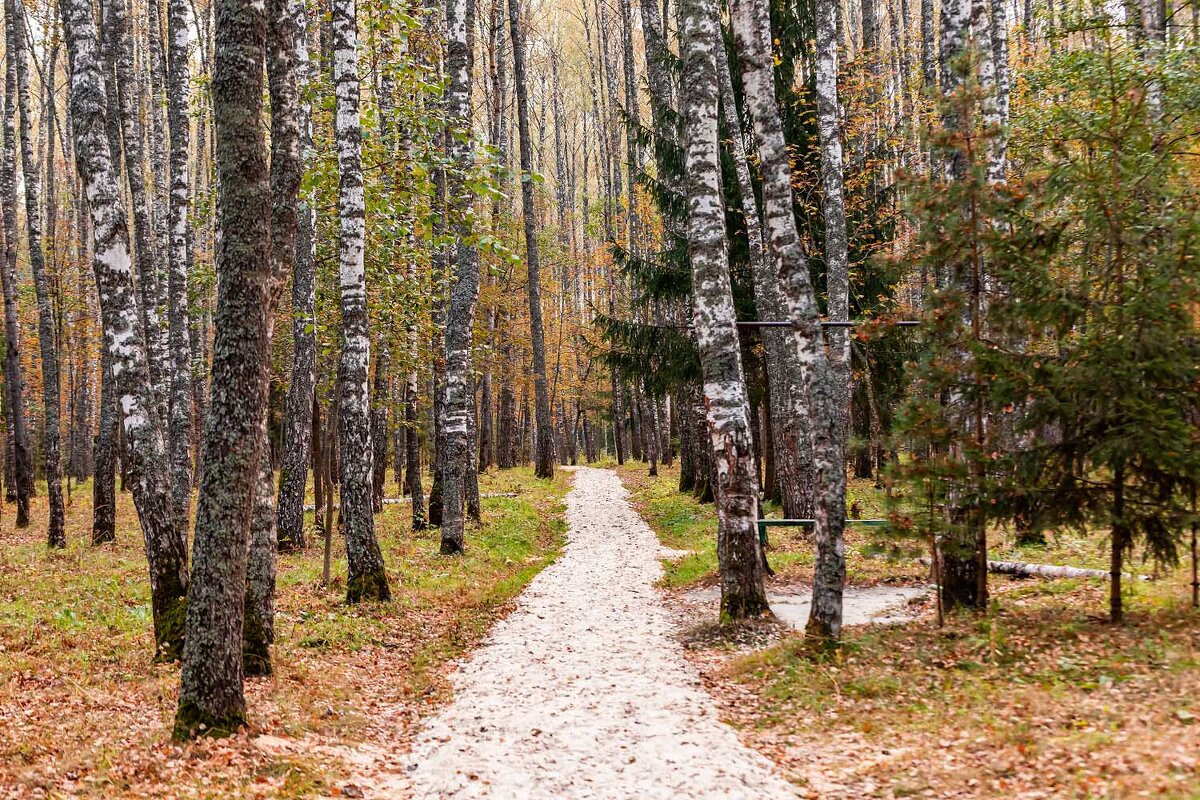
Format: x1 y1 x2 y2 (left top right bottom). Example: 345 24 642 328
405 466 798 799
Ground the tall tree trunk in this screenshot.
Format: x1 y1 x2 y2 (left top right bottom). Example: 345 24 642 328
680 0 768 622
370 337 390 512
243 0 305 676
715 39 813 519
111 0 168 432
728 0 848 642
175 0 273 737
9 0 64 545
439 0 480 554
816 0 852 438
333 0 390 599
60 0 188 658
0 8 32 529
936 0 987 611
166 0 196 537
276 0 316 551
508 0 553 481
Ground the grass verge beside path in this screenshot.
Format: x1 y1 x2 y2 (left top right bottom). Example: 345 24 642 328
718 580 1200 798
615 461 926 589
0 466 569 798
617 461 1200 797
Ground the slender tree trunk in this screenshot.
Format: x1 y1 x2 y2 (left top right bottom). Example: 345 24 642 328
166 0 196 537
93 344 118 544
333 0 390 599
175 0 273 737
276 0 316 551
508 0 553 481
728 0 847 642
440 0 481 553
936 0 987 611
10 0 64 545
243 0 305 676
0 12 32 529
680 0 768 622
60 0 188 658
405 364 426 529
715 40 813 519
816 0 852 443
370 337 390 512
110 0 168 432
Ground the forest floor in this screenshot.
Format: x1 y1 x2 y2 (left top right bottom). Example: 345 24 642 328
618 462 1200 800
0 467 568 799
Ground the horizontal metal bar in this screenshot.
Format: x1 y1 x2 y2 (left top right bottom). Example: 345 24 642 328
736 320 920 329
757 518 890 527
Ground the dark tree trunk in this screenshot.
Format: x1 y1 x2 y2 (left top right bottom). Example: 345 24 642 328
93 354 118 544
9 0 65 545
508 0 554 481
175 0 273 738
371 338 390 512
244 0 306 676
0 10 33 529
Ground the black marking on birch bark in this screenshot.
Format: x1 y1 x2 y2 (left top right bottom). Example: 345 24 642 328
9 0 65 546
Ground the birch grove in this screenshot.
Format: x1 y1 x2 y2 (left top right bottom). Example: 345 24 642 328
0 0 1189 750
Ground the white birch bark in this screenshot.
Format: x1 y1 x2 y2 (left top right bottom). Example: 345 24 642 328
166 0 194 535
59 0 189 660
680 0 768 621
439 0 480 553
333 0 391 599
728 0 848 641
9 0 65 545
815 0 852 442
276 0 317 549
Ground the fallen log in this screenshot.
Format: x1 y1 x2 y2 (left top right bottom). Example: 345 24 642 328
917 557 1145 581
985 560 1112 580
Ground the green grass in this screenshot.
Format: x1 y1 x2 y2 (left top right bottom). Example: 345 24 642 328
0 465 570 798
616 462 926 588
719 580 1200 796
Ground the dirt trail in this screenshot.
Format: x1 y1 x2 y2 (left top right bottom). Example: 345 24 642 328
406 466 798 799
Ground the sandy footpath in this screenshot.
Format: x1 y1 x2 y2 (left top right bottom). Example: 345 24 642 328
406 466 798 799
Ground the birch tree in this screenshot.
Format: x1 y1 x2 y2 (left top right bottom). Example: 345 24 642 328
276 0 317 551
333 0 391 598
0 5 33 529
728 0 848 642
508 0 553 481
680 0 768 622
59 0 189 659
439 0 481 554
815 0 852 436
10 0 65 546
166 0 195 535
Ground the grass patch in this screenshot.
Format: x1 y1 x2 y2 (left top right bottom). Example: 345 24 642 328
616 462 927 589
712 575 1200 797
0 466 569 798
